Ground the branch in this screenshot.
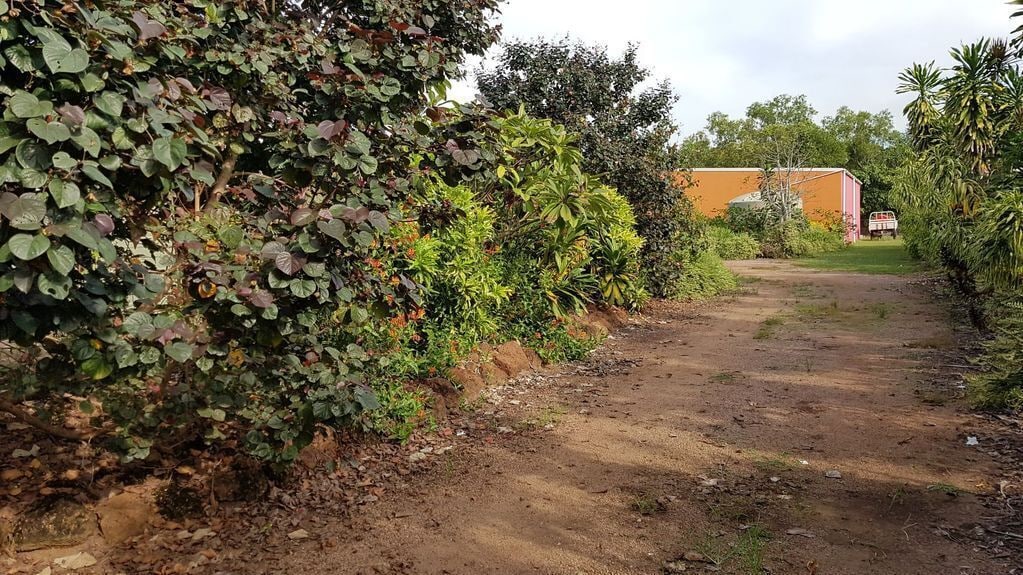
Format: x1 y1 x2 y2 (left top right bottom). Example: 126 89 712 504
204 150 240 213
0 397 94 441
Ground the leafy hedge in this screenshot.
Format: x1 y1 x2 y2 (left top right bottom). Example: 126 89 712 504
0 0 645 463
707 225 759 260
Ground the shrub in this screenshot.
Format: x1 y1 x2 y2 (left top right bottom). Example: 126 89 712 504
0 0 507 463
708 225 759 260
760 218 845 259
673 251 737 300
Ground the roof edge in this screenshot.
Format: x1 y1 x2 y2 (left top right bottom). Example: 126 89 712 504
686 167 863 186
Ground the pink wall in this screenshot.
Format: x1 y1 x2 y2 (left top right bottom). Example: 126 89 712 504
842 172 861 242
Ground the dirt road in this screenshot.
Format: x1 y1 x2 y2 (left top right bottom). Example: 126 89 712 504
273 260 1013 574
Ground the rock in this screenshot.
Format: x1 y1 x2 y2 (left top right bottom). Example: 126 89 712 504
522 348 544 369
824 470 842 479
480 363 509 387
786 528 815 538
287 529 310 540
408 452 427 462
449 367 486 402
12 497 96 551
53 552 97 570
96 491 155 544
492 341 530 378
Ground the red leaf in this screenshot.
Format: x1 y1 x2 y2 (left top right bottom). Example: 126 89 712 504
131 11 168 41
274 252 305 276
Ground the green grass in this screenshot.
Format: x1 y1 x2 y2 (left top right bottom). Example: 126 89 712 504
798 239 921 275
695 524 772 574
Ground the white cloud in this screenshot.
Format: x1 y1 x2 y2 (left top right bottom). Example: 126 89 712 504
452 0 1017 134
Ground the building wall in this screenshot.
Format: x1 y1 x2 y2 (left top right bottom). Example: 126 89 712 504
681 169 859 241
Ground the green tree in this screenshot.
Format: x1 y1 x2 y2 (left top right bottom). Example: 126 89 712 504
476 39 707 298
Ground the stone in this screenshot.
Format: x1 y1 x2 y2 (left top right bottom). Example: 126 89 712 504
480 363 508 387
824 470 842 479
53 552 96 570
13 497 96 551
492 341 530 378
287 529 310 540
522 347 544 369
96 491 155 544
448 367 486 402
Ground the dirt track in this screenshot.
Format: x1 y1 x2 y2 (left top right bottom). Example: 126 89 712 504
273 260 1014 575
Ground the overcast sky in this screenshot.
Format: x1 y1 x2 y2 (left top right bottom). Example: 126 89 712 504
450 0 1018 136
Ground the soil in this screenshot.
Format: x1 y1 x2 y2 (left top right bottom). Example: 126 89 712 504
8 260 1023 574
256 260 1019 575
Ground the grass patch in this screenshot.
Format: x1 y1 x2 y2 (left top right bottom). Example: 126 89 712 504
754 315 785 339
794 300 842 320
695 525 772 574
710 371 742 384
753 453 796 473
798 238 922 275
870 302 893 320
516 404 567 430
927 483 961 496
630 493 666 516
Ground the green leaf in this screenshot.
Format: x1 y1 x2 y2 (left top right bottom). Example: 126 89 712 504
152 137 187 170
27 119 71 144
9 91 53 118
7 233 51 260
316 219 347 241
37 271 71 299
81 72 105 92
42 41 89 74
93 92 125 117
52 152 78 171
81 357 113 380
81 162 113 188
72 126 101 157
289 279 316 298
164 341 194 363
218 226 243 249
4 194 47 230
4 45 34 72
46 244 76 275
12 310 37 335
49 180 81 209
15 139 52 170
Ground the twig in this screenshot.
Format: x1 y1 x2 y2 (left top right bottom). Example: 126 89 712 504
204 150 240 212
0 397 93 441
988 528 1023 540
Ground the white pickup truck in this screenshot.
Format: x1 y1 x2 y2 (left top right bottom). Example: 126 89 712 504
868 211 898 239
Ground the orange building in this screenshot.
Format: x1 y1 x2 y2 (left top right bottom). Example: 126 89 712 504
682 168 862 242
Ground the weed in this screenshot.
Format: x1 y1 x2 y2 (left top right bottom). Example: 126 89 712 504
871 302 892 319
631 493 666 516
795 300 842 320
695 525 771 574
517 405 567 430
754 315 785 339
710 371 742 384
754 454 795 473
927 483 960 496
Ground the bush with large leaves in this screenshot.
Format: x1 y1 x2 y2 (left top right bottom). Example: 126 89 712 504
476 39 707 298
0 0 500 461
